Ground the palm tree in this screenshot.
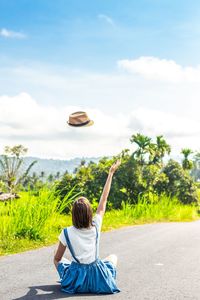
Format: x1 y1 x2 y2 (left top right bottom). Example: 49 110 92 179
80 159 86 166
150 135 171 165
194 152 200 168
40 171 45 179
48 174 54 183
55 171 60 180
0 145 37 193
181 148 193 170
73 167 78 174
191 152 200 181
130 133 151 165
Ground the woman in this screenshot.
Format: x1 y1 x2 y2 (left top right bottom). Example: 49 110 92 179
54 160 121 294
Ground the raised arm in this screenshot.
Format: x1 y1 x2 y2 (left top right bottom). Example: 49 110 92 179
96 160 121 218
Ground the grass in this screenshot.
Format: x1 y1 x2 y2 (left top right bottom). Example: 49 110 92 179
103 194 199 230
0 190 199 256
0 187 77 255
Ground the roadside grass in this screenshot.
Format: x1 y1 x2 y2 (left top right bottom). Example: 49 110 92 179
103 194 199 230
0 188 76 255
0 190 199 256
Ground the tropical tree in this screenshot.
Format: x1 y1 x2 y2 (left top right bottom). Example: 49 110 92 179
40 171 45 180
194 152 200 167
161 159 198 204
80 159 86 166
130 133 152 165
22 172 44 191
191 152 200 181
181 148 193 171
149 135 171 165
55 171 60 180
56 134 198 207
47 174 54 183
0 145 37 193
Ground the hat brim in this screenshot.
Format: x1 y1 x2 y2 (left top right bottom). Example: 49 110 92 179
67 120 94 127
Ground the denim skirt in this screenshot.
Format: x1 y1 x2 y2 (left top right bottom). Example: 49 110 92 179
57 258 120 294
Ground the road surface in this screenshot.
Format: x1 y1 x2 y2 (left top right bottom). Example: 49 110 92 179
1 221 200 300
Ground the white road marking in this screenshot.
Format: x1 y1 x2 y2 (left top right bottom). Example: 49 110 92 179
155 263 164 266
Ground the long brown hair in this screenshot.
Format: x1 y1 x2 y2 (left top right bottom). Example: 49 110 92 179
72 197 93 229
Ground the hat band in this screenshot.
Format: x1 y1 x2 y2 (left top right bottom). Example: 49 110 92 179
69 120 90 127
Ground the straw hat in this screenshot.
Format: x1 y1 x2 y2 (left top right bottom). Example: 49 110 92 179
67 111 94 127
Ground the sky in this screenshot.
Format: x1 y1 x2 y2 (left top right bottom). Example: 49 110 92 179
0 0 200 159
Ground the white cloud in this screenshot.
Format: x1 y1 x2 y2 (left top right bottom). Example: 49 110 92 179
1 60 200 122
0 57 200 159
128 108 200 138
0 93 130 158
98 14 115 26
0 28 26 39
0 93 199 159
118 56 200 83
0 60 200 136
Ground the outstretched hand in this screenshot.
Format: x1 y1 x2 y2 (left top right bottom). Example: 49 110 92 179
109 159 121 175
97 159 121 217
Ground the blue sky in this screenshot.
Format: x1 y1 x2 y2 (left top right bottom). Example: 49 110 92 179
0 0 200 158
1 0 200 69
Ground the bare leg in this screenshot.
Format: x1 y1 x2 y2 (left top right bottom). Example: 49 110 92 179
103 254 118 267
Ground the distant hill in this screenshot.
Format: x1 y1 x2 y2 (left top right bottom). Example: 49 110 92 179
22 156 101 176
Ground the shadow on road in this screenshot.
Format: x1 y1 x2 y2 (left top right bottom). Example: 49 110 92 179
12 284 104 299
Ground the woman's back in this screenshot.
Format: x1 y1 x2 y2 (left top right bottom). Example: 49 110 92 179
59 214 102 264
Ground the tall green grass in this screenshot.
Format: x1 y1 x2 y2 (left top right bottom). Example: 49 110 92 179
103 194 199 230
0 190 199 255
0 187 78 254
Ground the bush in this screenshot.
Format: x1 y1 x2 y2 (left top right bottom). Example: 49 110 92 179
160 160 198 204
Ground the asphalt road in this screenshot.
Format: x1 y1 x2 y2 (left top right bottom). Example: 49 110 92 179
1 221 200 300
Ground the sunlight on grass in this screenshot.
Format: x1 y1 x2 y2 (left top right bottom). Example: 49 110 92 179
102 194 199 231
0 188 74 255
0 191 199 255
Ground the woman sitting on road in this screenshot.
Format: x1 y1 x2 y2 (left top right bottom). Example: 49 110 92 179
54 160 121 294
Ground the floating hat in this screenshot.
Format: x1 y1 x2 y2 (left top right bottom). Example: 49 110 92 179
67 111 94 127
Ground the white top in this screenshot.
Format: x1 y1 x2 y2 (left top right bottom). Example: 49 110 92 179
59 213 102 264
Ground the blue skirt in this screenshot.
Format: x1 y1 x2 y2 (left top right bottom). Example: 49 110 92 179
57 258 120 294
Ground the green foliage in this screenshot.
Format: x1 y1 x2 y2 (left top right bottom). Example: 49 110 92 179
56 134 197 206
191 152 200 181
160 160 198 204
0 145 37 193
119 193 198 223
0 180 7 192
1 191 199 255
1 135 199 256
181 148 193 170
131 133 152 165
130 134 171 166
149 135 171 165
0 186 79 253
